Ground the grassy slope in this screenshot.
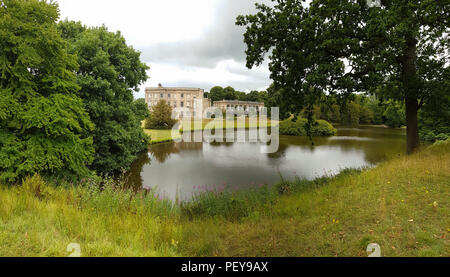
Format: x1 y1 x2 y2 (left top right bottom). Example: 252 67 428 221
0 182 181 257
0 141 448 257
181 141 450 257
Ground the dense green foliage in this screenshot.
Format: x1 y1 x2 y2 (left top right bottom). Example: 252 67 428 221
418 87 450 142
0 0 94 183
145 100 177 130
279 117 337 137
318 94 406 128
58 21 150 174
207 86 268 103
237 0 450 153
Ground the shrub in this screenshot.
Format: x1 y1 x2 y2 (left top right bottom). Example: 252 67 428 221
279 117 337 136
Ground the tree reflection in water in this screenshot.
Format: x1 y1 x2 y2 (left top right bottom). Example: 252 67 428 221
150 142 180 163
122 150 150 190
122 126 407 199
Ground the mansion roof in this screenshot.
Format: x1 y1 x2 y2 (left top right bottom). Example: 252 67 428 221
213 100 264 105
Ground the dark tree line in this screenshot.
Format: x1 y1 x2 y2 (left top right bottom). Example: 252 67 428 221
206 86 268 103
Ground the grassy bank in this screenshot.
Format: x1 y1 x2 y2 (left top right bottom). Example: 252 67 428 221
0 140 448 257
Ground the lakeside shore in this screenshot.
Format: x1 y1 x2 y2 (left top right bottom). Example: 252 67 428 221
0 139 448 257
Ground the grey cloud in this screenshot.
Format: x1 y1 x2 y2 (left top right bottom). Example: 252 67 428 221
157 79 269 93
133 0 275 98
138 0 274 68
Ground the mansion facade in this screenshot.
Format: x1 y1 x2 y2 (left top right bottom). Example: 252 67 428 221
213 100 265 114
145 85 211 118
145 85 265 118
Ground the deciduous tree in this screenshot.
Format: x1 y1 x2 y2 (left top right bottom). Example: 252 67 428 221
58 20 150 174
237 0 449 153
0 0 95 183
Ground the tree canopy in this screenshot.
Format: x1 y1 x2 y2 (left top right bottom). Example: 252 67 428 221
237 0 450 153
208 85 268 103
58 20 150 174
0 0 94 183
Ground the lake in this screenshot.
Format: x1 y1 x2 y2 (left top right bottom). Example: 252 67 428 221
125 126 406 201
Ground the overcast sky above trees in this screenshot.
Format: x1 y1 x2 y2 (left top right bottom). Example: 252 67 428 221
57 0 276 98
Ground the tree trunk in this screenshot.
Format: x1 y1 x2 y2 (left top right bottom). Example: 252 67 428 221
403 37 420 154
405 97 420 154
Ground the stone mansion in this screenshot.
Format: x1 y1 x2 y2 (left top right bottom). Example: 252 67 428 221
145 84 265 118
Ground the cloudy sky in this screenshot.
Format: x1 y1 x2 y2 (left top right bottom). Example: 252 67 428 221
56 0 274 99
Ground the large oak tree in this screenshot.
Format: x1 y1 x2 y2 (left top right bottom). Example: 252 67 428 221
237 0 449 153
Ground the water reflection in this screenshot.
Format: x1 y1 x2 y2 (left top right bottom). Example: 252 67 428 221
126 126 406 201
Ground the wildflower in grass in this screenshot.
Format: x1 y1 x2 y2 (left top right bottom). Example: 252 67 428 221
171 239 179 247
143 185 151 191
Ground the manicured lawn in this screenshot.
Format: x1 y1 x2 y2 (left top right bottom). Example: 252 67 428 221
144 118 277 144
144 129 180 144
0 140 448 257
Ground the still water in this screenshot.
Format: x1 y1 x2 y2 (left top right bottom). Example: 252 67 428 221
125 126 406 201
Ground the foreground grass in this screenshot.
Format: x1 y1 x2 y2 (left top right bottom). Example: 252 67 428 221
0 140 448 257
0 178 181 257
181 141 449 257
